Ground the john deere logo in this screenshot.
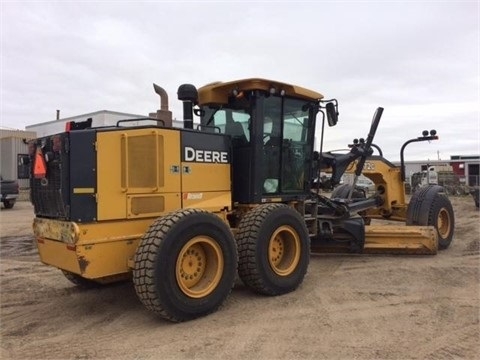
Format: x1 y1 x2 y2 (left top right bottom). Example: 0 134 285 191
184 146 229 164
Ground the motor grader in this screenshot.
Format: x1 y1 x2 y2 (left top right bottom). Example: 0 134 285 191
29 78 454 322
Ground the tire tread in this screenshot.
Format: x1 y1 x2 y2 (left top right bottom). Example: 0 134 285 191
236 204 310 295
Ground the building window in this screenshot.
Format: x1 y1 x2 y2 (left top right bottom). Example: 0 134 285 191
17 154 30 179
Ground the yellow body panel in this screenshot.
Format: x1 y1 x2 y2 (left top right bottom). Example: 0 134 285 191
342 158 408 220
181 163 230 192
182 191 231 213
37 239 81 274
35 218 158 278
96 128 182 220
75 239 140 278
180 161 231 212
36 237 140 279
126 193 181 219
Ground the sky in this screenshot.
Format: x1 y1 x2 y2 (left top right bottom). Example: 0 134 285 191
1 1 479 161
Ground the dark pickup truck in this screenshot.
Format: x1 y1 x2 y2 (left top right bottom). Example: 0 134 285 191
0 176 19 209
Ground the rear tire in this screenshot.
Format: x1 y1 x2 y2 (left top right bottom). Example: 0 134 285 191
406 185 455 250
236 204 310 296
331 184 370 224
331 184 367 200
133 209 237 322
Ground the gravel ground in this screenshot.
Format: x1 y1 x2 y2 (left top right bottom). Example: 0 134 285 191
1 197 479 360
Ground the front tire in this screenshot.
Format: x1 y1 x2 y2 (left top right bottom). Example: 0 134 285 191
133 209 237 322
236 204 310 296
406 185 455 250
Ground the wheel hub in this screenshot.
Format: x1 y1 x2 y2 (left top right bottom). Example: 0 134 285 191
176 236 223 298
178 244 206 287
437 208 451 238
268 225 301 276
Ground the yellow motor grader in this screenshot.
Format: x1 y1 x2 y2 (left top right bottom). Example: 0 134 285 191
29 78 454 322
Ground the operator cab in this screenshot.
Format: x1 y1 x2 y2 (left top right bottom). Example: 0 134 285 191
194 79 327 204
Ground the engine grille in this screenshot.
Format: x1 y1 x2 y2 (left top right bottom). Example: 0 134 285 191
30 134 69 219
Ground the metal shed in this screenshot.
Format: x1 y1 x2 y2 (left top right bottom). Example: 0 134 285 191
0 129 37 189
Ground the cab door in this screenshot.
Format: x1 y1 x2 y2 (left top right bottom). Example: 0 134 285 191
180 131 232 212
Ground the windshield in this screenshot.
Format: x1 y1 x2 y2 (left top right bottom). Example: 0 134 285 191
201 108 251 143
200 92 252 144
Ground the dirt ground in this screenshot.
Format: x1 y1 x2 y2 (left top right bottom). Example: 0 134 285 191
0 197 479 360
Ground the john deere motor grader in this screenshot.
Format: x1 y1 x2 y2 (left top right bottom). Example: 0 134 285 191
30 78 454 322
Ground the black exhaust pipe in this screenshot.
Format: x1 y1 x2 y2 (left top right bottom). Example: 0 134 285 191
177 84 198 129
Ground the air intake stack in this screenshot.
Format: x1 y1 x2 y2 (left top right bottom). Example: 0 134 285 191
177 84 198 129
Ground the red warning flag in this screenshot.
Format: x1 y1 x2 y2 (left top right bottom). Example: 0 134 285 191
33 148 47 179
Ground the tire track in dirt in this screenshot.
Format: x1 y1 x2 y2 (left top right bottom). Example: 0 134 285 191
417 323 479 359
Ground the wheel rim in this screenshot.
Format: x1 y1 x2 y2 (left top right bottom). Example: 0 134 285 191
437 208 451 239
268 225 301 276
176 236 224 299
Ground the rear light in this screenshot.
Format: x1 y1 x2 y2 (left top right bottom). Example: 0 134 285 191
33 148 47 179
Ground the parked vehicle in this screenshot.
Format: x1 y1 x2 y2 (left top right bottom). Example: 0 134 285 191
0 176 19 209
411 167 438 193
355 177 376 194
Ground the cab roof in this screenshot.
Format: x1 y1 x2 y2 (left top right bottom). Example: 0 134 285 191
197 78 324 106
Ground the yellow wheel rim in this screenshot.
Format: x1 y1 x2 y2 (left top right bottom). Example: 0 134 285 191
268 225 301 276
176 236 223 298
437 208 451 239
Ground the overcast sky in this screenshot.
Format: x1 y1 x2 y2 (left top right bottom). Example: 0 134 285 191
1 1 478 161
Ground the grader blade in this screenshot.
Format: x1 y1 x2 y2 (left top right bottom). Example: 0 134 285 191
310 225 438 255
363 225 438 255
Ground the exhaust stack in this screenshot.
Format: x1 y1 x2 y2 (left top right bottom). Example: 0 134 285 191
149 83 173 127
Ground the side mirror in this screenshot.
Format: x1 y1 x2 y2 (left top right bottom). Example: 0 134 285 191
326 102 338 126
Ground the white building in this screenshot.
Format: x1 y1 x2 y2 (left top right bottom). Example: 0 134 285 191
0 129 36 188
1 110 184 189
26 110 184 137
